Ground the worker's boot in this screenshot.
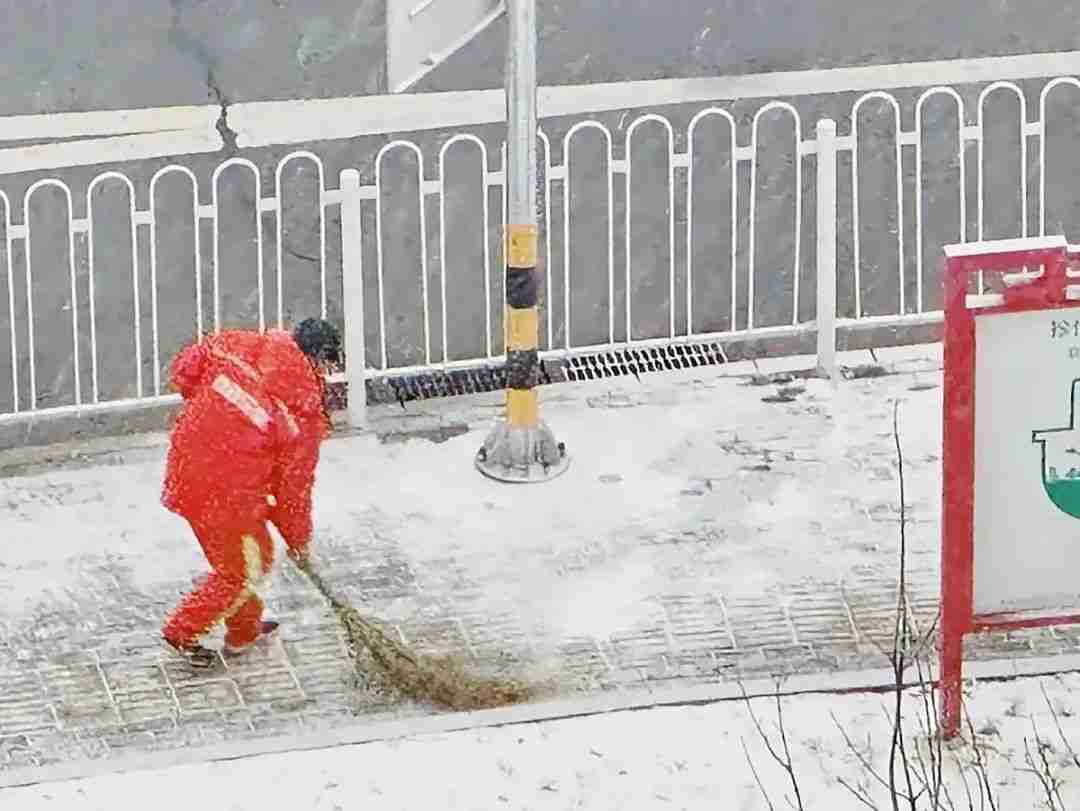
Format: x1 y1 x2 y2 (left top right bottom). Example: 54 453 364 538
163 636 218 669
223 620 280 657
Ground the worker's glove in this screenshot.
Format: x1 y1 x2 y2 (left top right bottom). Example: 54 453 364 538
287 543 311 569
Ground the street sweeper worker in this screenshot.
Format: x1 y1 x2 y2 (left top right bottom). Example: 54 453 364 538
160 317 342 668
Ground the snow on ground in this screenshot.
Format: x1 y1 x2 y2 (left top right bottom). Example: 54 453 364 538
0 462 204 612
0 365 943 652
6 671 1080 810
4 346 1072 808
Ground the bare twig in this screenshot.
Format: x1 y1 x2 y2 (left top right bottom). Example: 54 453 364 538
841 578 901 668
911 640 950 809
838 400 956 810
910 707 954 810
773 683 804 811
1040 679 1080 770
965 713 998 811
741 736 776 811
837 775 881 810
887 680 907 811
1020 717 1065 811
888 398 918 811
909 724 934 799
738 679 805 810
950 747 977 811
831 710 893 794
904 603 942 666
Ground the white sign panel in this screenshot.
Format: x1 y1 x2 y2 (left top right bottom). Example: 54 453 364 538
387 0 506 93
974 307 1080 615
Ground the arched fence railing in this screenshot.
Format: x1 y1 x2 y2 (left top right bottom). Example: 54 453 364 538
3 52 1080 426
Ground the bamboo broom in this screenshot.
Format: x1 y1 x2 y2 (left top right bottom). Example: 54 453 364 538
293 555 541 711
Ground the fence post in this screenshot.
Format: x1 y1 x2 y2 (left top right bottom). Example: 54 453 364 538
816 118 838 379
339 168 367 430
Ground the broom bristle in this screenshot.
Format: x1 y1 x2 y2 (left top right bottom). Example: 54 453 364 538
298 558 540 711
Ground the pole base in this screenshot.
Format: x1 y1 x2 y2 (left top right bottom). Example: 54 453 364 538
475 420 570 483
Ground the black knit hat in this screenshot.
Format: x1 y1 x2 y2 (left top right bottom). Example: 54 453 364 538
293 318 342 365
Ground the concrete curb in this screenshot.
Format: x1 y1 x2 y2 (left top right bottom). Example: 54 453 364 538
3 651 1079 791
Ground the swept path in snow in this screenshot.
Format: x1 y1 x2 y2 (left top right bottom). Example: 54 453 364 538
2 344 1070 782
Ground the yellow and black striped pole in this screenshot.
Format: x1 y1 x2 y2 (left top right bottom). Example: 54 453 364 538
505 223 541 425
476 0 568 482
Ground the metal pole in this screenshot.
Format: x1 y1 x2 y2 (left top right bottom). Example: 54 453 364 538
502 0 542 433
506 0 537 230
475 0 569 483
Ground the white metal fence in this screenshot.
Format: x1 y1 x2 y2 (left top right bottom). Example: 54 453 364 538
4 52 1080 427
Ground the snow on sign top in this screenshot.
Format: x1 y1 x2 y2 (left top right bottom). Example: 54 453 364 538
387 0 506 93
943 235 1067 258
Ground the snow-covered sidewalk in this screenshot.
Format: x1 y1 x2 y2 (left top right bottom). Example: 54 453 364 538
7 669 1080 810
2 343 1075 782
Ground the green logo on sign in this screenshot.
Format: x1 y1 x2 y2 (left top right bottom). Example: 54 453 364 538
1033 379 1080 519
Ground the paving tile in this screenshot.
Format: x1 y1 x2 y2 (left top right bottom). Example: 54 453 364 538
10 359 1080 775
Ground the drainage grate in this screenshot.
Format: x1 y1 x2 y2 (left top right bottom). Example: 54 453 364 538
363 361 560 407
562 342 728 382
342 341 730 407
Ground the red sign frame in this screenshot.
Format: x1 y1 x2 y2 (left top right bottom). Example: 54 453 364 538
940 235 1080 738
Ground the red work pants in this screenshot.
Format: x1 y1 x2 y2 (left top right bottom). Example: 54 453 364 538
162 517 275 650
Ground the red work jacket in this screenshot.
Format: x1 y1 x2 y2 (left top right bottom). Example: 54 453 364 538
162 329 330 550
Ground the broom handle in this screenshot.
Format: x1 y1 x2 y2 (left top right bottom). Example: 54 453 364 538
291 555 349 611
290 554 419 666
